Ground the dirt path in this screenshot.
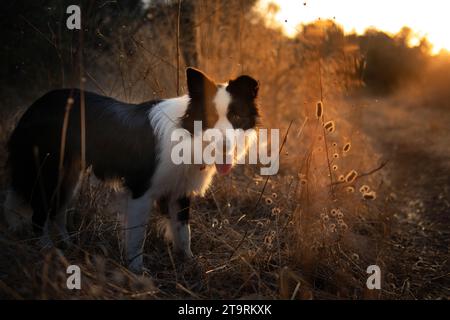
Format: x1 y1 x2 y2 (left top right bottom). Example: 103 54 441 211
359 95 450 299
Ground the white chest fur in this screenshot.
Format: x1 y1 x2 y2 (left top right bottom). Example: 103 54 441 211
148 96 216 199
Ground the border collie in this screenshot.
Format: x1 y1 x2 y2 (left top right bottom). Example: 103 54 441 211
4 67 259 272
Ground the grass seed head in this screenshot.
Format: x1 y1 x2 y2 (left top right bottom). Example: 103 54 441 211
271 207 281 215
339 222 349 231
324 121 335 133
345 170 358 183
343 142 351 152
359 185 370 193
316 101 324 119
264 235 274 247
320 213 330 222
329 223 337 232
362 190 377 200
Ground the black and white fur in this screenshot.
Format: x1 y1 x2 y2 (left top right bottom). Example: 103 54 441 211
4 68 259 272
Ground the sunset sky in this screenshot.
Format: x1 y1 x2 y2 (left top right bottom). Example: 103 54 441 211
257 0 450 54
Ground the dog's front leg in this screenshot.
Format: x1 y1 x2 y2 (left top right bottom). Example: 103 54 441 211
169 196 193 259
124 191 152 273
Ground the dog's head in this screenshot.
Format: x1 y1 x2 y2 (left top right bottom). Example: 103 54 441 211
181 67 260 175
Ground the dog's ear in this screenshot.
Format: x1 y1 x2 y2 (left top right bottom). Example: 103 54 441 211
186 67 216 97
227 75 259 100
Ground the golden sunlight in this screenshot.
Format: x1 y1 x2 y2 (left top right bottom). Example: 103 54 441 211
257 0 450 54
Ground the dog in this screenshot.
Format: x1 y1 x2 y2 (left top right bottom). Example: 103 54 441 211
3 67 259 272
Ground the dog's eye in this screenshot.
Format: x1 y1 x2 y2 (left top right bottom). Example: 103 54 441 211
231 114 242 121
229 113 253 130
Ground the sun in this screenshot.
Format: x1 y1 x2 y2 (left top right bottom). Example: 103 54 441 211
257 0 450 54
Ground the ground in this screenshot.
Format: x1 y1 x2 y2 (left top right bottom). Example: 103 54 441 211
359 93 449 298
0 92 448 299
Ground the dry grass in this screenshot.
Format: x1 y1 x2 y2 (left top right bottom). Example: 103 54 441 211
0 0 448 300
0 92 395 299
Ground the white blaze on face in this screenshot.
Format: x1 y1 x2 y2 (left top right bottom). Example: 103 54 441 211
213 85 232 130
212 85 234 175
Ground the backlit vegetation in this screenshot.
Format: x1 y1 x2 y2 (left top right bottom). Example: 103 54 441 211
0 0 448 299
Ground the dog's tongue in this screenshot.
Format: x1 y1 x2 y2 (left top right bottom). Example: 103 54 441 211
215 163 232 175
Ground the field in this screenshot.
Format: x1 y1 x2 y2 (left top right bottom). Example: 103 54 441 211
0 0 448 299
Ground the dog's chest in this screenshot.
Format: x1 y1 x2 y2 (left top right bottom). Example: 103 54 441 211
149 161 216 199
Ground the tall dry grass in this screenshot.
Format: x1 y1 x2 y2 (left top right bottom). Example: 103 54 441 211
0 0 426 299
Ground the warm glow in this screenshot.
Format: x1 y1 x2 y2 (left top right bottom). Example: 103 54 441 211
257 0 450 54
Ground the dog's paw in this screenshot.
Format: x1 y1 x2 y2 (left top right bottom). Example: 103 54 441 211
129 265 151 276
176 248 194 261
183 249 194 260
